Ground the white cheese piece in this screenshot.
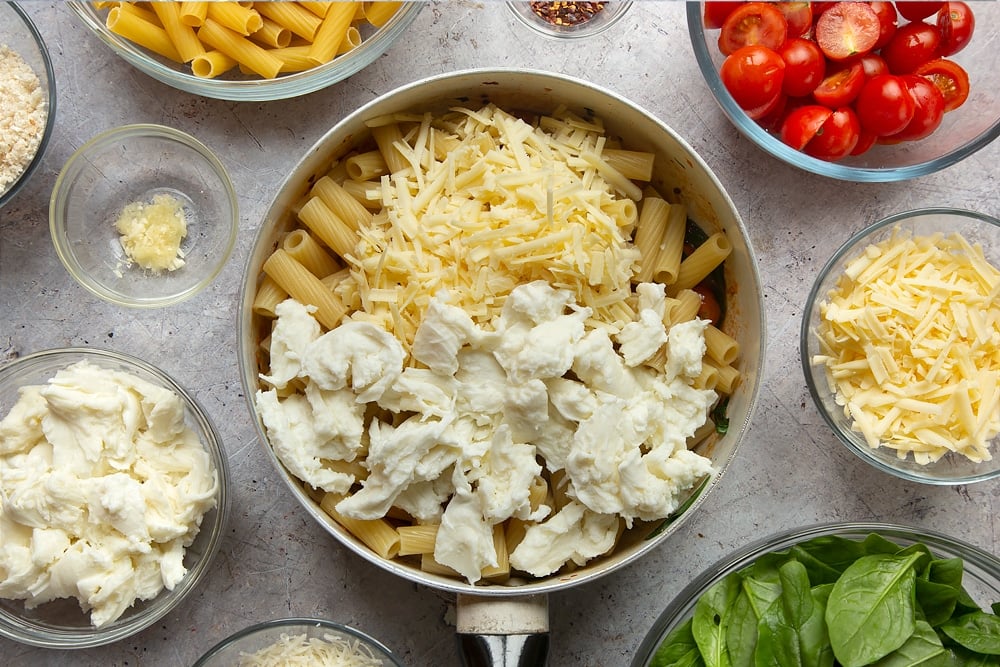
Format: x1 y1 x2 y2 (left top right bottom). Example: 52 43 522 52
303 321 404 403
433 487 497 584
469 425 544 523
260 299 322 390
508 500 619 578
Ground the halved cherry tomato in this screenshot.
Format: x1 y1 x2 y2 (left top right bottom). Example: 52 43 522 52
914 57 970 111
937 2 975 57
855 53 889 79
811 2 838 21
813 60 865 107
886 74 946 141
718 2 788 56
778 37 826 97
804 107 861 160
895 1 944 21
754 93 790 131
814 2 880 60
855 74 915 135
774 2 813 37
721 44 786 111
704 1 741 30
780 105 833 150
882 22 942 73
868 1 898 50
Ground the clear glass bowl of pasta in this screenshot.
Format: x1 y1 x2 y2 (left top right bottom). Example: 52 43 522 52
193 618 404 666
0 347 230 649
49 123 238 308
67 2 424 102
0 1 57 208
630 522 1000 666
801 207 1000 485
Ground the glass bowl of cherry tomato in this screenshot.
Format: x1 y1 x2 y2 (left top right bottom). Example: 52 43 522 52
688 1 1000 181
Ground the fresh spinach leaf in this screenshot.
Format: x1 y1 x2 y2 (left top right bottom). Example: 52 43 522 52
791 537 870 584
801 585 835 667
754 561 817 667
725 589 759 667
947 644 1000 666
694 574 740 667
916 563 962 628
940 611 1000 655
652 617 706 667
869 620 948 667
826 552 922 667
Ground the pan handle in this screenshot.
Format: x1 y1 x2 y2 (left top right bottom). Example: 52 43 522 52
456 593 550 667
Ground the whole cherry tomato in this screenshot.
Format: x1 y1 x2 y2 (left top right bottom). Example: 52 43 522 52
855 74 915 136
855 53 889 79
720 44 786 111
718 2 788 55
895 1 944 21
886 75 946 141
882 22 943 73
778 37 826 97
937 1 975 56
868 1 898 50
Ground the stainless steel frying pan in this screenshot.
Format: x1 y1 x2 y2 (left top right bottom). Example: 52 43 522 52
237 68 765 667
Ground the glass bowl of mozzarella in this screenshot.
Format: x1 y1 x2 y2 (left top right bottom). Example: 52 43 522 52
238 67 764 636
0 347 230 649
68 1 424 102
193 617 404 667
802 207 1000 485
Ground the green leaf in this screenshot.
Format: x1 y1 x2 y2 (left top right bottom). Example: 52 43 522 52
916 560 964 628
801 586 835 667
869 620 949 667
651 618 706 667
725 590 760 667
946 644 1000 666
693 575 740 667
940 612 1000 655
826 552 923 667
791 536 871 584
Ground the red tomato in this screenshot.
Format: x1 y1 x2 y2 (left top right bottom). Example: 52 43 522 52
780 105 833 149
704 1 741 30
868 1 898 49
718 2 789 55
855 53 889 79
886 75 946 141
882 22 942 73
813 60 865 107
754 93 790 130
814 2 880 60
804 107 861 160
855 74 915 135
811 2 839 21
937 2 975 57
914 58 970 111
721 45 787 110
850 129 878 155
774 2 813 37
778 37 826 97
895 1 944 21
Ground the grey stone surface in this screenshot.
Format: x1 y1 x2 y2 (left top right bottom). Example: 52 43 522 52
1 2 997 666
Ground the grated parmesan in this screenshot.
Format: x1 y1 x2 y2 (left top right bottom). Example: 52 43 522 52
0 44 46 194
238 631 384 666
812 227 1000 464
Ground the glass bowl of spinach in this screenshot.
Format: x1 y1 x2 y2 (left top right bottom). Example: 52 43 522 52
631 522 1000 666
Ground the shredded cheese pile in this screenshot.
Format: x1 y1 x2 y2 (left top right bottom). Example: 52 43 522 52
238 631 384 666
813 228 1000 464
338 104 643 347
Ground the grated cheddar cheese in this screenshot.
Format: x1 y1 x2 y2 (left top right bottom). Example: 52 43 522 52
333 104 643 348
812 227 1000 464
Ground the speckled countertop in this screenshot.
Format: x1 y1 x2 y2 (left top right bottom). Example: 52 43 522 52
1 2 998 666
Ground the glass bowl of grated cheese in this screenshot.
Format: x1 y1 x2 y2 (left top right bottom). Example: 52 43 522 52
0 2 56 208
49 123 238 308
193 618 404 667
802 207 1000 485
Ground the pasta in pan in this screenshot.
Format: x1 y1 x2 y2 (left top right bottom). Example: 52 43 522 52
252 103 742 584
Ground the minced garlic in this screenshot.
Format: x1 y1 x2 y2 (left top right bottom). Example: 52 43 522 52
115 192 188 272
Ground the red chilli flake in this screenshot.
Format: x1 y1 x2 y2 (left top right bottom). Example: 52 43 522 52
529 1 607 26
